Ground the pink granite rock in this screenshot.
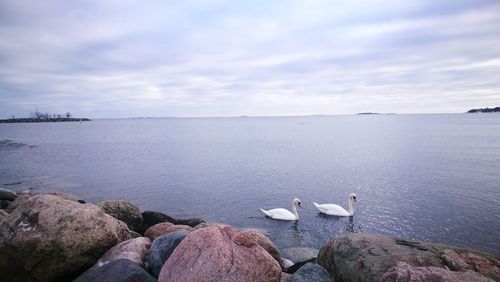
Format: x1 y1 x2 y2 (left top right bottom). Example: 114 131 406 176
158 224 282 282
381 262 493 282
144 223 193 241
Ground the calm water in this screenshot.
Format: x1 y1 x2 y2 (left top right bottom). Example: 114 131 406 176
1 114 499 256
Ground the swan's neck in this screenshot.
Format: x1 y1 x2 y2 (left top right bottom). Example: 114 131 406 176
348 199 354 216
292 205 299 220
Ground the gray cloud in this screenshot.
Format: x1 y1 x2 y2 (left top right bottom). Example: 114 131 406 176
0 0 499 118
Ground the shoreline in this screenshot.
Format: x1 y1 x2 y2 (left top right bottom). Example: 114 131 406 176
0 117 91 123
1 188 499 281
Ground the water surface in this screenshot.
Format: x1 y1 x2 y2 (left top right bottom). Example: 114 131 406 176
1 114 499 256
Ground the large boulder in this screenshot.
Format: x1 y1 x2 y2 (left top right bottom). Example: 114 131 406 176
241 229 281 263
0 195 131 281
287 263 332 282
145 230 190 278
144 223 193 241
0 187 17 201
158 224 282 281
99 200 143 232
74 259 156 282
95 237 151 268
317 233 500 282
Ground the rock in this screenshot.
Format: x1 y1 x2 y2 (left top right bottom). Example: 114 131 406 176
281 258 294 269
281 272 291 282
141 210 205 231
283 247 319 263
0 209 8 221
193 221 216 229
0 195 131 281
241 229 282 263
158 224 282 282
129 230 142 238
0 200 9 209
174 217 205 227
145 230 190 278
141 211 174 232
317 233 500 282
48 192 86 203
287 263 333 282
0 187 17 201
99 200 143 233
144 223 193 241
381 261 493 282
95 237 151 268
74 259 156 282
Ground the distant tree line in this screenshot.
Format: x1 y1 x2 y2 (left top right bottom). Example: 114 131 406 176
29 109 73 120
467 107 500 113
0 109 90 123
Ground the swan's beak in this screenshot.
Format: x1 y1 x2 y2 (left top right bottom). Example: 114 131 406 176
298 203 303 208
353 198 357 203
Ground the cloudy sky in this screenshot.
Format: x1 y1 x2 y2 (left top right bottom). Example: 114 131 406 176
0 0 499 118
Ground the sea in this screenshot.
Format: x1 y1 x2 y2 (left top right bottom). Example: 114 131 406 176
1 114 499 256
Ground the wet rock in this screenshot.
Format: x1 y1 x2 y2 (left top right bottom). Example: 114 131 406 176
283 247 319 263
287 263 333 282
0 187 16 201
74 259 156 282
99 200 143 232
144 223 193 241
241 229 282 263
141 210 204 231
95 237 151 268
141 211 174 232
174 217 205 227
158 224 282 282
317 233 500 282
0 195 131 282
145 230 190 278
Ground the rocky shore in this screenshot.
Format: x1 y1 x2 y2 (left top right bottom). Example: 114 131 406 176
0 187 499 282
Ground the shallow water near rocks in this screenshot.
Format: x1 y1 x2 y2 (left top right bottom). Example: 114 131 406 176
0 114 499 256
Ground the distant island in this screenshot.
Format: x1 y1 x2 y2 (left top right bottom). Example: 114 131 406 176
0 111 90 123
467 107 500 113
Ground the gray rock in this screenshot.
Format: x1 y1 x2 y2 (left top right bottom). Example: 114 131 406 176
99 200 143 232
74 259 157 282
283 247 319 263
318 233 500 282
287 263 333 282
0 187 16 201
145 230 190 278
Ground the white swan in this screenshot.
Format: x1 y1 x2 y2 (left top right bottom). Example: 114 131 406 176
313 193 357 216
260 198 302 221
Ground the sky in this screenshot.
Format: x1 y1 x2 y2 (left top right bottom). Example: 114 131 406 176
0 0 499 118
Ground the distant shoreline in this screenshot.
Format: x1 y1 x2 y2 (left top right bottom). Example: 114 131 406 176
0 117 91 123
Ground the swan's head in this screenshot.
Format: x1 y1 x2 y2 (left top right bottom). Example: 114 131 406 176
349 193 357 203
292 198 303 208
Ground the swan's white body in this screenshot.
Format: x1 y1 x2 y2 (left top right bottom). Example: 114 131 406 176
260 198 302 221
314 193 357 216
